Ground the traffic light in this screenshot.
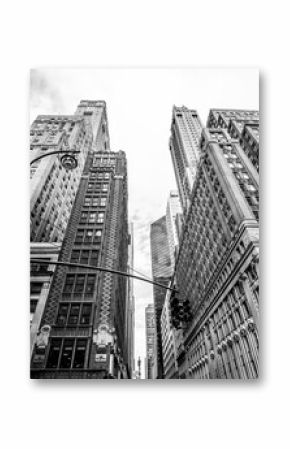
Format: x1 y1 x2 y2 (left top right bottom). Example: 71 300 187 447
183 299 193 323
169 289 181 329
169 290 193 329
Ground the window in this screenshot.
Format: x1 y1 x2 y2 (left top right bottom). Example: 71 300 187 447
63 275 74 294
89 212 97 223
90 250 99 266
80 211 88 223
85 229 93 243
30 258 50 273
70 250 80 264
30 282 43 295
56 303 92 326
80 305 92 324
73 339 87 368
80 250 89 265
30 299 38 314
100 197 106 207
75 275 85 294
59 339 74 368
75 229 84 244
68 305 81 325
94 230 102 243
97 213 104 223
46 339 88 369
46 339 61 369
56 304 69 325
86 275 95 295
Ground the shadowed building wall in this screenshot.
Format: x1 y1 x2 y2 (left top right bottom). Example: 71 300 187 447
150 216 172 378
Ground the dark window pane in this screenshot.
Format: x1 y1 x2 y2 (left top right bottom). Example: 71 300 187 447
85 230 93 243
63 275 75 294
73 340 87 368
74 275 85 294
46 339 61 369
68 305 80 325
70 250 80 264
56 304 69 325
93 230 102 243
90 250 99 266
80 304 92 324
30 299 38 314
59 339 74 369
30 282 42 295
80 250 89 265
86 275 95 294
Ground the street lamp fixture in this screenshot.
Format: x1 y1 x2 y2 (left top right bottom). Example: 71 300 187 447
60 153 78 170
30 150 80 170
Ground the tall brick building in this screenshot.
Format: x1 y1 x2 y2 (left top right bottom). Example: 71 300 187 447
30 101 131 379
150 216 172 378
171 108 259 379
169 106 203 212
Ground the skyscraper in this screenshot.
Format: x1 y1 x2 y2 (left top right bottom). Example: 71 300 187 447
207 109 259 173
169 106 203 211
150 216 172 378
75 100 110 152
30 101 131 379
172 109 259 379
30 115 91 243
145 304 155 379
159 191 182 378
166 191 182 265
126 223 135 378
160 290 179 379
30 243 61 356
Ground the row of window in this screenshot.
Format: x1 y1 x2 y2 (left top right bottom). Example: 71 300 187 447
80 211 105 224
63 274 96 296
87 182 108 192
75 229 102 244
30 259 51 274
56 303 92 326
70 249 99 266
30 282 43 295
83 196 107 207
89 172 110 180
46 338 88 369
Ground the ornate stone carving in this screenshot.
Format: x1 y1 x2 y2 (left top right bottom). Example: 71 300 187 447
36 325 51 349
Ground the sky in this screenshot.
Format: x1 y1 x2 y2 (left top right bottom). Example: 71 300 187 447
30 68 259 377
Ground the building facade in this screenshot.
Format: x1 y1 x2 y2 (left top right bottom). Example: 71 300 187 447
150 216 173 378
160 290 180 379
30 101 109 244
145 304 155 379
30 101 131 379
30 243 61 356
75 100 110 152
159 191 183 378
166 191 182 266
173 109 259 379
169 106 203 212
126 223 135 378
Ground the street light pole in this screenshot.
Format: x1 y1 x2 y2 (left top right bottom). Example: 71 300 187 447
30 258 178 292
30 150 81 169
